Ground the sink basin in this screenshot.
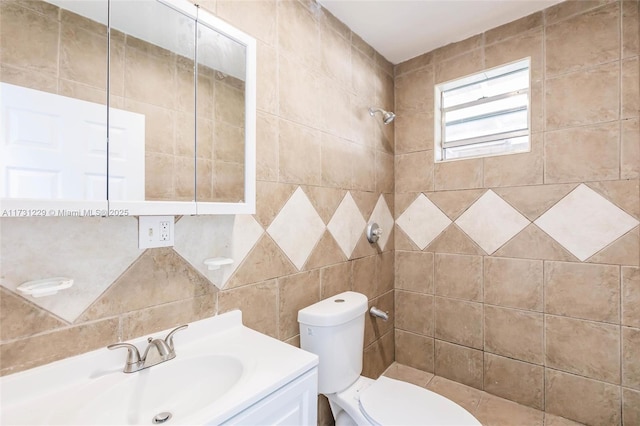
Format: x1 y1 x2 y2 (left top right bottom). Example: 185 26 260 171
51 355 243 425
1 311 318 425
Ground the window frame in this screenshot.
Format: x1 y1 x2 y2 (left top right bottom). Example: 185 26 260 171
434 57 532 162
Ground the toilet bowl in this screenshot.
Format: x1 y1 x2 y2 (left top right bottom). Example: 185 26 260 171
298 291 481 426
328 375 480 426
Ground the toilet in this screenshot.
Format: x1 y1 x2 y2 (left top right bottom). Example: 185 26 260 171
298 291 481 426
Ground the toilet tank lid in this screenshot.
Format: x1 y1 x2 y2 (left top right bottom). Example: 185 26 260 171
298 291 368 327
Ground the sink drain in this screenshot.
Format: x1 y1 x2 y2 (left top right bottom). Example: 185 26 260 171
152 412 172 424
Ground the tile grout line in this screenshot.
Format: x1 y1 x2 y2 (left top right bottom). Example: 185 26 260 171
618 1 623 182
542 258 547 414
481 252 486 392
618 255 623 424
541 12 547 187
431 236 437 377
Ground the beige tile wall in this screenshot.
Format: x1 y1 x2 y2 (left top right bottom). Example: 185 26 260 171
393 1 640 424
0 0 395 396
4 1 638 424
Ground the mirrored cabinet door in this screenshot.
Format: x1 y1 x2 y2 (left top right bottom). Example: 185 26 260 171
196 20 246 205
0 0 109 216
107 0 198 215
195 12 256 215
0 0 256 217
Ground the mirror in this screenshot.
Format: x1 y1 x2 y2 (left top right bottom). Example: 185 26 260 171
196 20 246 204
0 0 256 217
0 0 109 215
108 0 198 215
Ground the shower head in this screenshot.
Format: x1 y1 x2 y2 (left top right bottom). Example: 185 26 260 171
368 107 396 124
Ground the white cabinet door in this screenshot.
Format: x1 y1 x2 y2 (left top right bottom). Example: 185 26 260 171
221 368 318 426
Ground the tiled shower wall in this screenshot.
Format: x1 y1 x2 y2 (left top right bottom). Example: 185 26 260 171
0 0 396 390
393 1 640 424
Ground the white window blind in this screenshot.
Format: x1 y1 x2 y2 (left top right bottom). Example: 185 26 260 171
435 58 531 161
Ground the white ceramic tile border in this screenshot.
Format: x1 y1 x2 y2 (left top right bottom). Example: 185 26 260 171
267 187 326 270
370 195 396 250
327 192 367 258
535 184 639 261
396 194 452 250
455 190 530 255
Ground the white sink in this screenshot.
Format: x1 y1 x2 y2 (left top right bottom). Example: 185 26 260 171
51 355 243 425
1 311 318 425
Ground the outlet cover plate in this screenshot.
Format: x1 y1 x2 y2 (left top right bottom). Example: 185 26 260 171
139 216 175 249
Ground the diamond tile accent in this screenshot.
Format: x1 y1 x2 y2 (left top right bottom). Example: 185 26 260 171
455 190 530 255
535 184 640 261
327 192 366 258
225 215 266 284
174 215 264 289
0 217 142 323
396 194 452 250
267 187 326 270
369 195 395 250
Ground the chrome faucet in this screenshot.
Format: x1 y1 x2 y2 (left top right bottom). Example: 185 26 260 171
108 324 188 373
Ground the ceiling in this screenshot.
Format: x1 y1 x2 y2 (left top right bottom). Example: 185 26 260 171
318 0 563 64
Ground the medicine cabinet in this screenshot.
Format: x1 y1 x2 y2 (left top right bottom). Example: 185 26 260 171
0 0 256 217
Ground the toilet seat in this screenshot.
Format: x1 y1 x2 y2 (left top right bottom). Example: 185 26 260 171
358 376 480 425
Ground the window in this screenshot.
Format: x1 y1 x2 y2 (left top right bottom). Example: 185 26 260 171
434 58 531 161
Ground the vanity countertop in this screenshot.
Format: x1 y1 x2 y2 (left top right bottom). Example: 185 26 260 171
0 311 318 425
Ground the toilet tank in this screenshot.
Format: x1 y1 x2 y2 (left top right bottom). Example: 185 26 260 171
298 291 368 394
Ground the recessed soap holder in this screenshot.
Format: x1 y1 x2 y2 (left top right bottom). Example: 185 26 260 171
203 257 234 271
17 277 74 298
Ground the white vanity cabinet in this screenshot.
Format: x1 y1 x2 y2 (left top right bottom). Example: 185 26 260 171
0 312 318 426
221 368 318 425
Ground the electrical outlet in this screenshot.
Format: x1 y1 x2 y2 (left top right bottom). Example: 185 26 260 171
139 216 174 249
159 221 171 241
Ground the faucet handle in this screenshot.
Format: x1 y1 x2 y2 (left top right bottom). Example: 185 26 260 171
164 324 188 351
107 342 142 366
